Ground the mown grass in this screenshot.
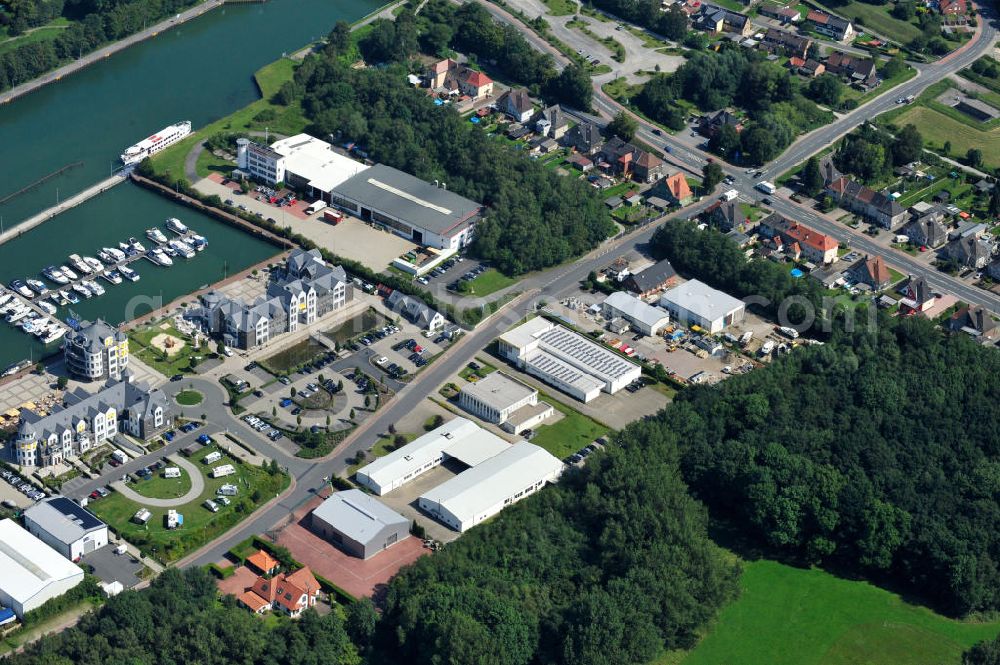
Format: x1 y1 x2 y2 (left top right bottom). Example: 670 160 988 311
892 106 1000 169
465 269 517 297
0 22 68 56
130 467 193 500
813 0 921 43
530 392 609 459
675 559 1000 665
542 0 577 16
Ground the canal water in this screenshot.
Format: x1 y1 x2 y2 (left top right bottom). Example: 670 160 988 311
0 0 382 367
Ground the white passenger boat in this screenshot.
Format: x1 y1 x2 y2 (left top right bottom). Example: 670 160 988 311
60 265 79 281
42 266 69 285
120 121 192 165
168 239 195 259
84 279 105 296
188 234 207 251
9 280 33 299
68 254 92 275
36 301 56 315
98 250 115 265
51 292 67 307
0 293 13 308
102 271 123 285
119 265 140 282
63 289 80 304
72 283 92 299
104 247 126 262
128 237 146 253
83 257 103 273
147 248 173 266
26 279 48 296
146 228 168 245
7 306 31 323
165 218 188 235
41 326 66 344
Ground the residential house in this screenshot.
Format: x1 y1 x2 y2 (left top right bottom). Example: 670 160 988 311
942 235 992 269
497 88 534 123
763 28 812 59
696 5 753 36
246 550 279 576
899 276 936 313
847 255 892 290
425 58 456 89
563 121 604 155
904 204 949 248
759 4 802 23
698 110 743 138
703 199 747 232
385 291 446 331
238 567 321 617
759 212 839 264
649 172 694 205
567 153 594 172
188 249 351 350
623 258 678 296
534 105 570 140
599 137 665 183
948 304 997 339
939 0 967 15
825 176 907 229
974 178 995 195
801 59 826 77
806 10 855 41
825 52 879 89
425 60 494 99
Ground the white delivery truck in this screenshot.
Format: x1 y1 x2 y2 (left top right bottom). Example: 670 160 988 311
756 181 776 195
721 189 739 201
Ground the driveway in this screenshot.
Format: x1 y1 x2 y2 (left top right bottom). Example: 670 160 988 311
110 454 205 508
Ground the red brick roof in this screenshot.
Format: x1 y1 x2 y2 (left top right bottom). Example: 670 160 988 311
463 70 493 87
664 172 692 201
807 9 829 23
782 221 838 253
246 550 279 575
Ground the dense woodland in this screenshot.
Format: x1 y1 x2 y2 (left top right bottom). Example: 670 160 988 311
0 0 198 92
634 47 832 165
283 40 614 275
652 223 1000 615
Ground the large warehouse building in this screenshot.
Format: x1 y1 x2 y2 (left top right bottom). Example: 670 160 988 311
239 134 369 200
498 317 641 402
601 291 670 336
310 490 410 559
659 279 746 334
417 441 564 532
458 371 553 433
330 164 483 251
0 519 84 617
24 496 108 561
355 417 509 495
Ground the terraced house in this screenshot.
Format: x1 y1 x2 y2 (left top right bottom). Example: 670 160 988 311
825 176 907 230
14 373 171 468
189 249 352 350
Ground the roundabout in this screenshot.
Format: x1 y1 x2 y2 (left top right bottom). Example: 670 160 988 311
175 389 204 406
111 455 205 508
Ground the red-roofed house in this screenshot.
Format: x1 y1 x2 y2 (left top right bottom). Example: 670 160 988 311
939 0 967 15
458 69 494 99
246 549 279 576
651 172 694 205
847 254 892 290
759 213 839 264
425 59 494 100
238 567 321 618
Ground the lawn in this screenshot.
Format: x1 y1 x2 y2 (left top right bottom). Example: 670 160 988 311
0 23 67 56
464 269 517 297
90 445 288 563
129 324 208 378
458 358 498 381
813 0 921 44
130 467 193 500
542 0 577 16
149 58 307 183
530 394 609 459
841 64 917 106
676 559 1000 665
259 338 328 374
891 106 1000 170
175 389 203 406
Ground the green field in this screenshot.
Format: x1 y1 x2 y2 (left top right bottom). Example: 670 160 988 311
175 390 203 406
814 1 921 43
90 445 288 563
465 269 517 297
892 106 1000 169
543 0 577 16
530 393 609 459
0 18 70 56
677 560 1000 665
130 467 193 500
129 324 208 378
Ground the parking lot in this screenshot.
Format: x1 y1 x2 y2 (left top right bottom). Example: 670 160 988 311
0 467 46 506
79 544 145 589
360 322 450 380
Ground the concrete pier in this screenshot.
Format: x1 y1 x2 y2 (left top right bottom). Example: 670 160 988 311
0 174 127 247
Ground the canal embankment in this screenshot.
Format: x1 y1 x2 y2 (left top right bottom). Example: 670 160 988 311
0 175 127 247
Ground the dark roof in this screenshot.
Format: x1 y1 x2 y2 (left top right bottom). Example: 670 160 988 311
45 497 105 530
626 258 677 292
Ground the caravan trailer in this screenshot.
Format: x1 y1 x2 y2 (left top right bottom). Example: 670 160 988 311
211 464 235 478
203 451 223 465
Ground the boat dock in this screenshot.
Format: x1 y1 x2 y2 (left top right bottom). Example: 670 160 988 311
0 173 127 248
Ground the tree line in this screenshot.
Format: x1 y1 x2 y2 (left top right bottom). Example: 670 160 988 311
283 47 615 275
0 0 198 93
634 45 832 165
351 0 593 111
832 120 924 185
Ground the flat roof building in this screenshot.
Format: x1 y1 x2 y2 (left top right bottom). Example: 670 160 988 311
601 291 670 336
659 279 745 334
418 442 563 532
24 496 109 561
459 371 537 424
242 133 369 200
0 519 84 617
330 164 483 251
310 490 409 559
498 317 641 402
355 417 510 495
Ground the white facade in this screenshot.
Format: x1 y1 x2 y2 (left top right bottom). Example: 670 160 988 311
0 519 84 617
498 318 641 402
356 417 509 495
246 133 369 200
458 371 537 424
659 279 746 334
601 292 671 336
417 442 563 532
63 319 129 381
23 498 109 561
